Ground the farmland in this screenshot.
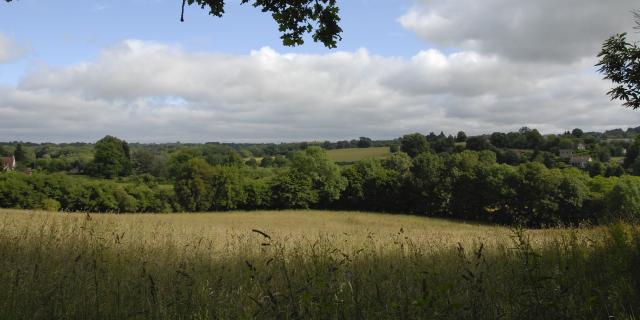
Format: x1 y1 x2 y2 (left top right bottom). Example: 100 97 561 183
1 209 638 319
326 147 391 164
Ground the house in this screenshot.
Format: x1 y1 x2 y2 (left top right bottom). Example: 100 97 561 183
558 149 574 158
569 155 592 168
1 155 16 171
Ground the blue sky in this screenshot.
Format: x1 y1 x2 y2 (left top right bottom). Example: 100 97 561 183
0 0 426 83
1 0 639 142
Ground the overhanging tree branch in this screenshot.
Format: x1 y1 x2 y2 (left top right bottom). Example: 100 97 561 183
4 0 343 48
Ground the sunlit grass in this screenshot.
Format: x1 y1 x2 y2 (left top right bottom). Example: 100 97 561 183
0 209 636 319
326 147 390 163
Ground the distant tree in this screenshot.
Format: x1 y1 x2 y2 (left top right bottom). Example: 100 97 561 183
34 146 50 159
497 149 522 165
382 152 412 174
5 0 343 48
91 135 132 178
336 140 349 149
555 169 590 223
490 132 508 148
465 136 491 151
571 128 584 138
288 146 346 205
13 144 27 162
408 153 449 215
605 162 626 177
174 158 215 211
587 161 605 177
624 137 640 168
506 163 564 226
260 156 274 167
427 134 454 153
168 149 202 179
633 158 640 176
339 159 383 210
357 137 373 148
455 131 467 143
400 133 430 157
131 148 156 175
245 158 258 168
525 129 544 149
389 144 400 153
606 175 640 223
593 146 611 162
273 155 289 167
597 12 640 109
270 170 317 209
0 145 8 157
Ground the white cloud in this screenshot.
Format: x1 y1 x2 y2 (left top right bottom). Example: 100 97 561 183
2 39 637 142
399 0 639 62
0 33 26 63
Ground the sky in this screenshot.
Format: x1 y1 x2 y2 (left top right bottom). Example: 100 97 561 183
0 0 639 143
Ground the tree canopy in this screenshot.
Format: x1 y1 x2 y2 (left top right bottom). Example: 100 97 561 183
597 10 640 109
91 135 132 178
4 0 343 48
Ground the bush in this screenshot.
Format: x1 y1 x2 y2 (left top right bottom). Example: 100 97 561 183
606 176 640 223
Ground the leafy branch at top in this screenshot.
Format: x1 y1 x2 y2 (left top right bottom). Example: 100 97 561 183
5 0 343 48
596 10 640 110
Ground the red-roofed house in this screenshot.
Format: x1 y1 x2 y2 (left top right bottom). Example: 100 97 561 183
1 156 16 171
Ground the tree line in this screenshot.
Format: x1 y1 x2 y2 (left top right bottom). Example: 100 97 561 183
1 140 639 226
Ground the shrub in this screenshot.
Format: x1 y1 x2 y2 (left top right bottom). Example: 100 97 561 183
606 176 640 223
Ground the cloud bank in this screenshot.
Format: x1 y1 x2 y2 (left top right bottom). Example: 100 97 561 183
399 0 639 62
1 0 640 142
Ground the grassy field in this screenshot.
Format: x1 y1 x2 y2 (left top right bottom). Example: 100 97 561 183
0 209 638 319
326 147 391 164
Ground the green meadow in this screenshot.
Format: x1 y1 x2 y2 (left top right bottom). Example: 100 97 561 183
326 147 391 164
1 209 638 319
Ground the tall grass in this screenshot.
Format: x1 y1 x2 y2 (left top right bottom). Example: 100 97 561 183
0 210 638 319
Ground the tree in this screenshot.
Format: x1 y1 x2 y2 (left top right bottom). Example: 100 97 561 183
400 133 430 157
13 144 27 162
624 137 640 168
174 158 215 211
465 136 491 151
288 146 346 205
597 12 640 109
357 137 372 148
490 132 508 148
571 128 584 138
524 128 544 149
270 170 316 209
506 163 563 226
606 175 640 223
131 148 156 175
408 153 450 215
91 135 132 178
455 131 467 143
5 0 342 48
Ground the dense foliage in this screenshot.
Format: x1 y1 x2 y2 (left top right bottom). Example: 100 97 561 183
597 11 640 110
2 134 640 226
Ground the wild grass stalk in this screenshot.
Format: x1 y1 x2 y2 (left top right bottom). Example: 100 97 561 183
0 210 637 319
